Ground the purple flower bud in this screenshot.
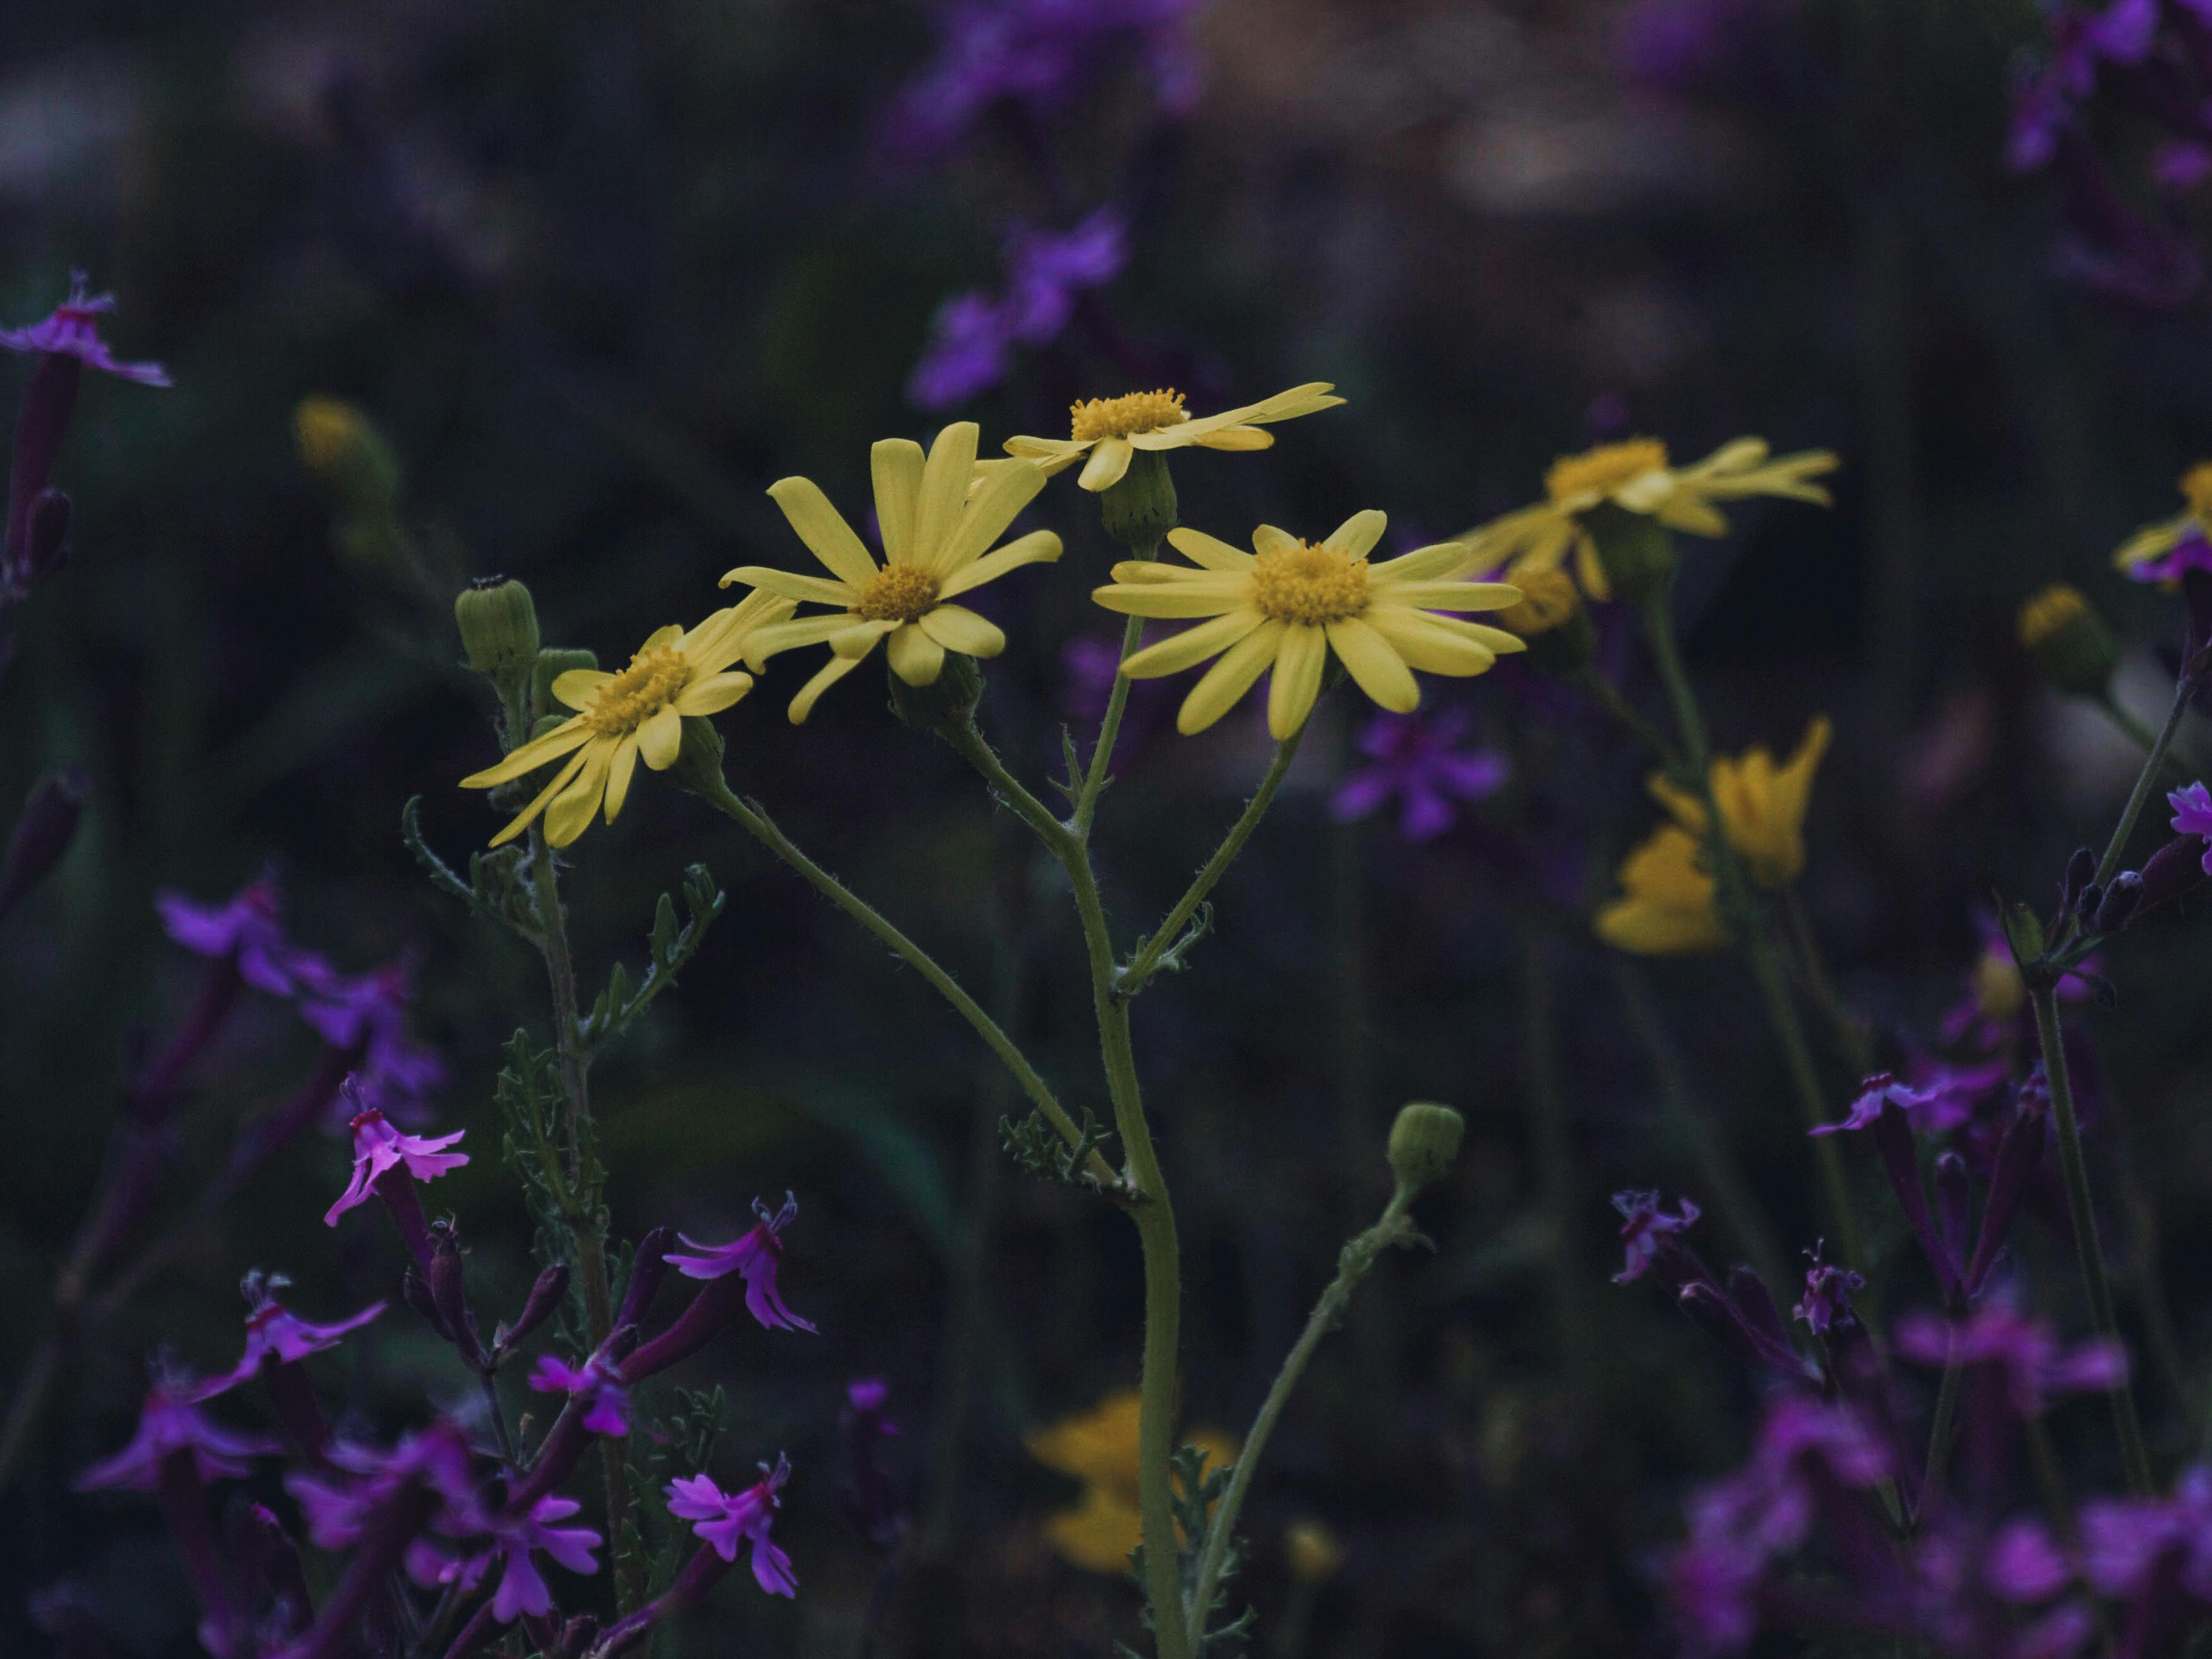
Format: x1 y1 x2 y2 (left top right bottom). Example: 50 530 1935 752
615 1227 673 1330
498 1262 571 1356
0 765 89 925
2061 844 2097 912
401 1267 449 1339
21 487 68 582
2094 870 2144 932
3 353 78 585
1934 1151 1971 1274
428 1222 486 1368
2140 830 2211 910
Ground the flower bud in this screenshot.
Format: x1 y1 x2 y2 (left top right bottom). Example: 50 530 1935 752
4 353 80 579
20 488 70 584
888 648 984 737
0 766 89 925
428 1223 485 1368
2061 846 2097 915
2018 584 2118 699
1097 450 1178 549
401 1267 449 1338
2140 832 2210 911
1580 501 1675 604
2094 870 2144 933
532 648 598 720
615 1227 674 1329
1386 1101 1464 1194
668 715 729 801
453 577 541 684
1495 564 1595 675
497 1262 570 1355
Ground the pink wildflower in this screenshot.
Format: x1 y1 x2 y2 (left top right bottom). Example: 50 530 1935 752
529 1351 631 1437
665 1194 817 1333
0 273 170 385
665 1456 797 1596
73 1375 278 1492
324 1108 468 1227
190 1276 384 1401
156 872 326 999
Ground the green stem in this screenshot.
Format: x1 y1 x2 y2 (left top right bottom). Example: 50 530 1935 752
2095 690 2198 783
1573 666 1681 770
1917 1348 1964 1525
1783 886 1873 1075
1119 729 1307 1000
1633 589 1864 1268
1186 1187 1416 1654
2091 680 2192 892
526 830 640 1608
1075 535 1160 836
698 778 1117 1192
2028 980 2153 1494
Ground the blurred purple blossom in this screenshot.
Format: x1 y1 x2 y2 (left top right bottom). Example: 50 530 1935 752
1617 0 1786 94
2081 1466 2212 1601
1812 1068 1988 1139
882 0 1203 163
297 957 445 1126
158 873 324 999
666 1456 797 1596
290 1422 481 1552
909 209 1128 408
1895 1306 2128 1416
190 1277 384 1402
1331 709 1509 842
323 1107 467 1228
2130 534 2212 584
1610 1189 1700 1285
665 1193 817 1334
0 273 170 386
530 1351 631 1438
72 1373 278 1492
432 1496 603 1624
2173 782 2212 873
1792 1243 1863 1336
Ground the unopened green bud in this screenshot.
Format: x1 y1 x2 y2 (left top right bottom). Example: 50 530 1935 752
2018 584 2118 699
1387 1101 1464 1194
454 578 541 681
1581 501 1675 605
1098 451 1179 549
668 714 729 801
532 648 599 720
888 649 984 737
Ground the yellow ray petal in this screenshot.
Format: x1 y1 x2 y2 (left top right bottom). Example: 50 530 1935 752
831 619 900 659
1177 620 1286 734
1267 622 1328 739
938 529 1063 598
939 456 1046 575
601 735 641 821
550 670 613 712
886 620 946 684
1164 527 1258 573
872 438 925 565
461 718 593 789
1325 617 1419 712
765 478 879 589
789 652 866 723
1367 579 1523 611
543 743 615 848
916 603 1005 658
1185 425 1274 452
911 422 979 567
488 743 596 847
674 670 753 717
1091 580 1252 619
1078 437 1134 491
639 703 683 770
1118 608 1266 679
1323 510 1387 562
743 613 860 669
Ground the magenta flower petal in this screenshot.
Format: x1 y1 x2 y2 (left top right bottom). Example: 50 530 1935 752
0 274 170 385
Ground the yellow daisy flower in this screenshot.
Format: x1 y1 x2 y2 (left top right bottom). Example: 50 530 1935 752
1477 436 1839 600
1026 1391 1238 1576
1004 381 1344 492
1647 715 1832 889
1091 511 1523 740
722 422 1061 723
458 591 793 848
2113 461 2212 573
1594 825 1728 955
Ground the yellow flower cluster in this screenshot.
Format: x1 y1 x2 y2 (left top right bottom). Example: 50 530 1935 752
2113 461 2212 574
1596 718 1832 954
1026 1390 1238 1574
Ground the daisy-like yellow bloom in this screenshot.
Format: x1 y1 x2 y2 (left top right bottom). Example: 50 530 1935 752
1026 1391 1238 1575
1091 512 1524 740
1003 382 1344 492
1477 436 1839 601
458 591 792 848
721 423 1060 723
1647 716 1832 889
1594 824 1728 955
2113 461 2212 573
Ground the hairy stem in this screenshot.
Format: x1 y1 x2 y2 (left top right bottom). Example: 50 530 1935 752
2029 981 2153 1494
1075 534 1160 836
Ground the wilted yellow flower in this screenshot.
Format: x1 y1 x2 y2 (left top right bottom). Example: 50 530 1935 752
1648 716 1832 889
1285 1520 1345 1585
2113 461 2212 573
1474 437 1838 601
1493 563 1581 638
1005 382 1343 492
1091 513 1523 740
1595 825 1726 955
722 424 1060 723
458 592 791 847
1026 1391 1238 1575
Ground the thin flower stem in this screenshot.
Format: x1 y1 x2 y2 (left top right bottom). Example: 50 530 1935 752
943 720 1190 1659
698 778 1118 1191
2095 691 2199 783
1119 728 1307 999
1634 589 1865 1268
1783 886 1873 1074
2028 980 2154 1494
1917 1346 1964 1525
524 829 638 1608
1573 666 1681 770
2091 680 2192 893
1186 1186 1416 1655
1075 534 1160 836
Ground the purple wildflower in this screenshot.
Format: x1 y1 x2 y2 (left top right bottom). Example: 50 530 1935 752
1812 1068 1991 1138
2079 1466 2212 1603
2171 782 2212 875
665 1456 798 1596
156 872 324 999
1002 208 1125 339
1894 1306 2128 1416
908 292 1012 410
1330 709 1509 842
0 273 170 385
289 1422 482 1551
190 1276 384 1401
848 1377 895 1419
1611 1189 1700 1285
529 1351 631 1437
2126 534 2212 585
324 1107 468 1227
1792 1243 1864 1336
296 957 444 1125
73 1375 279 1491
456 1497 603 1624
665 1194 817 1333
1940 915 2094 1050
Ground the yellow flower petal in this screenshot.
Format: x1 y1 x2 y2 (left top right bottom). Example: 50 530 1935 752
601 735 641 822
1118 608 1266 679
1361 606 1500 676
789 653 865 724
1177 619 1286 734
916 603 1005 658
939 454 1046 575
1078 437 1134 492
1369 539 1482 582
1325 617 1419 712
1369 579 1521 611
674 670 754 717
543 743 614 848
1267 622 1328 739
764 477 879 589
743 613 859 669
871 438 925 566
638 703 683 770
1164 527 1258 573
1092 579 1251 619
460 717 592 789
719 567 861 609
938 528 1062 598
1185 425 1274 452
911 422 979 567
1251 523 1301 559
831 619 899 659
886 620 946 685
551 670 613 712
487 744 594 846
1323 510 1387 562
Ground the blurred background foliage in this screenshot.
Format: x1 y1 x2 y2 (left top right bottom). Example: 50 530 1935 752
7 0 2212 1653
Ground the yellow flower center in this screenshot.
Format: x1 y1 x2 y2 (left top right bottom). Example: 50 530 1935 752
2017 584 2089 651
2183 461 2212 522
853 563 940 623
1495 565 1580 636
1545 438 1670 505
1250 542 1369 625
587 646 689 736
1071 389 1188 444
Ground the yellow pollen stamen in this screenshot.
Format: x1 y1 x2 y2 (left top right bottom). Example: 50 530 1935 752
2183 461 2212 522
1545 438 1671 505
1071 389 1189 444
586 647 689 736
1249 542 1369 626
853 563 940 623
